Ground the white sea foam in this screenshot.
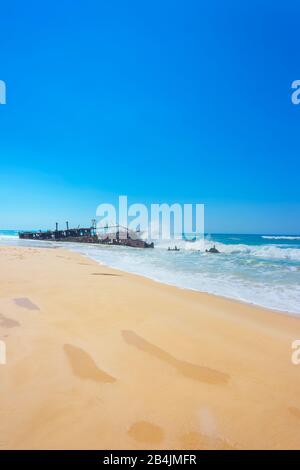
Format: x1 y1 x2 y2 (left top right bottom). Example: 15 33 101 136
69 242 300 315
0 233 299 315
0 234 18 241
262 235 300 240
155 239 300 261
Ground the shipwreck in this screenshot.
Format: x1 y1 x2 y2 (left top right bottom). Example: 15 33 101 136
19 221 154 249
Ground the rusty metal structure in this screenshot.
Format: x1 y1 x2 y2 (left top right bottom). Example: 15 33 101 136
18 221 154 249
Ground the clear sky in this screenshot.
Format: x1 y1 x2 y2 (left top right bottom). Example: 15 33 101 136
0 0 300 233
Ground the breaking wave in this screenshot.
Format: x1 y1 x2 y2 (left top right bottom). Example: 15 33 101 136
262 235 300 240
0 234 18 241
1 231 299 315
155 239 300 261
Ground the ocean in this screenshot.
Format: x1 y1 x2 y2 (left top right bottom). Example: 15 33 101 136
1 230 300 315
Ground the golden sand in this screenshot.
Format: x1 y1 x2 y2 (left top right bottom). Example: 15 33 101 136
0 245 300 449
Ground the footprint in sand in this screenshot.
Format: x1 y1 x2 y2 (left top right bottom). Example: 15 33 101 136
122 330 229 385
64 344 116 383
0 313 20 328
128 421 164 445
289 407 300 420
13 298 39 311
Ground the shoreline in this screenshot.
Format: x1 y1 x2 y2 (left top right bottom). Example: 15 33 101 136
77 252 299 319
1 245 300 449
2 237 299 316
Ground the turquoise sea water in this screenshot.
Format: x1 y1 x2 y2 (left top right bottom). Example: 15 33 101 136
1 230 300 315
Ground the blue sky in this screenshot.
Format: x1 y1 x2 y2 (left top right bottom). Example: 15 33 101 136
0 0 300 233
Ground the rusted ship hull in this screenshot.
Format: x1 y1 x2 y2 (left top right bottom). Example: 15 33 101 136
18 227 154 248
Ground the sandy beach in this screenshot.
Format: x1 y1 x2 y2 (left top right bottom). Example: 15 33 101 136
0 245 300 449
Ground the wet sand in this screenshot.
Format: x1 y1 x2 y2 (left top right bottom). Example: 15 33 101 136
0 245 300 449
